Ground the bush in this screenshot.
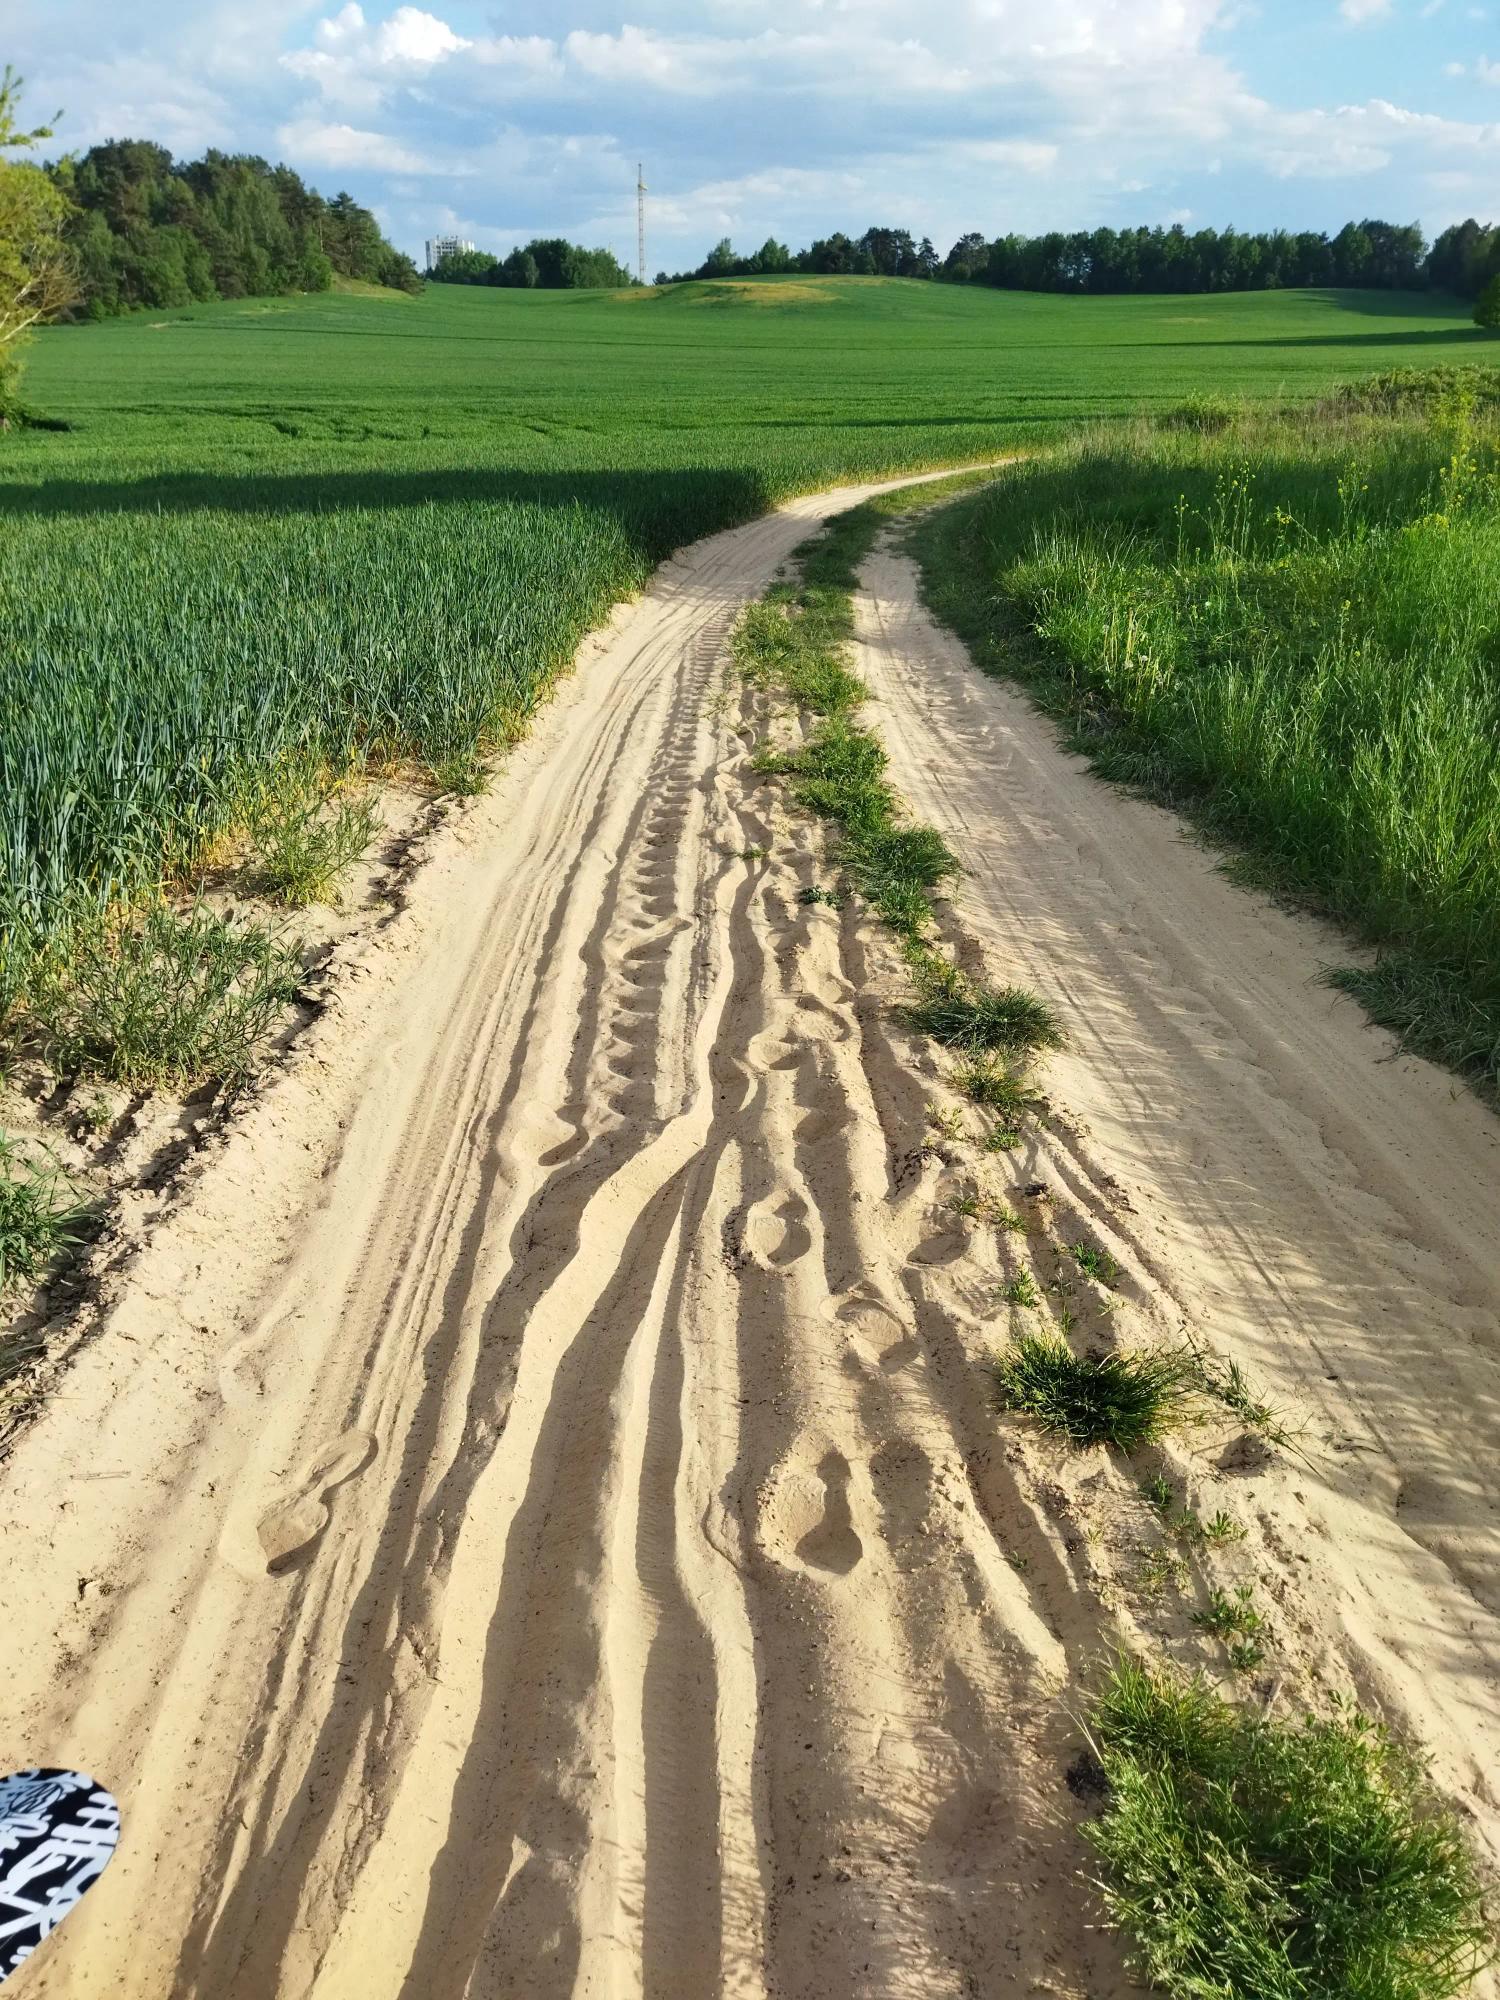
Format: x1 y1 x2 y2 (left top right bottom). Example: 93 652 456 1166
1475 275 1500 333
1324 366 1500 416
1160 392 1238 433
1086 1657 1495 2000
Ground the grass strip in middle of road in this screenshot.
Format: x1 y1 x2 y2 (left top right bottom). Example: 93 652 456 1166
735 505 1064 1126
733 504 1499 2000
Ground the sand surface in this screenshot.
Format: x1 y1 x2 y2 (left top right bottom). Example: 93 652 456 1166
1 492 1496 1998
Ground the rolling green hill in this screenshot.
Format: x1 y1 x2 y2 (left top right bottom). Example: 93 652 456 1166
15 274 1484 452
0 276 1490 998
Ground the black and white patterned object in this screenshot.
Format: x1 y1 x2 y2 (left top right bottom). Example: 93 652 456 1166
0 1770 120 1981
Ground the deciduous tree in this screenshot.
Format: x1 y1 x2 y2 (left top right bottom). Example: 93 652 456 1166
0 68 75 422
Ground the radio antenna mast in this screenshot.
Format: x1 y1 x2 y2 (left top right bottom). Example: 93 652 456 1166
637 162 648 286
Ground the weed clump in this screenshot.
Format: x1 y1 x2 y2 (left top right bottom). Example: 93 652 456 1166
954 1053 1034 1117
252 781 379 907
994 1331 1198 1451
1000 1271 1041 1309
31 902 302 1090
1085 1657 1494 2000
1193 1584 1265 1642
906 962 1063 1057
1071 1240 1122 1286
1186 1337 1306 1457
0 1135 94 1300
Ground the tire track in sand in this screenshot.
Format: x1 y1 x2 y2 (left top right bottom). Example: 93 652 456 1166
6 464 1114 2000
853 537 1500 1885
8 483 1493 2000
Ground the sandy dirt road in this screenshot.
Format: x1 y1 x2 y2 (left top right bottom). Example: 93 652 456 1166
853 543 1500 1871
1 488 1497 2000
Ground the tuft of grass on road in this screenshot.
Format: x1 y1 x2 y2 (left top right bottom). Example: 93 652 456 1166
905 957 1063 1056
1085 1656 1495 2000
993 1331 1199 1451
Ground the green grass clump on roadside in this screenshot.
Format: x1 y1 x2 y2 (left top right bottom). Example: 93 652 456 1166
1086 1657 1494 2000
734 588 867 715
31 903 302 1090
912 390 1500 1098
994 1331 1198 1450
0 1135 94 1302
904 960 1064 1056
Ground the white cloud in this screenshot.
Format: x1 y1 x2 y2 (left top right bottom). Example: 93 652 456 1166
958 139 1062 172
1257 94 1500 175
12 0 1500 274
274 114 450 174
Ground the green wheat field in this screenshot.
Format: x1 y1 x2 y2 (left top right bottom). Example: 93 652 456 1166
2 275 1494 1057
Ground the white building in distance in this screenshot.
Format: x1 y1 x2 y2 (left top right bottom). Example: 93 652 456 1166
426 235 477 268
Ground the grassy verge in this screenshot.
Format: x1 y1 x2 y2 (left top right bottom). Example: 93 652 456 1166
1086 1657 1494 2000
909 388 1500 1100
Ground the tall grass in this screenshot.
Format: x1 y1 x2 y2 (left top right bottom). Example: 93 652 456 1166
914 395 1500 1095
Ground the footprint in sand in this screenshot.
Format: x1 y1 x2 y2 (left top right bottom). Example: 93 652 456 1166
908 1224 970 1268
795 1452 865 1575
741 1192 813 1270
256 1430 378 1575
830 1293 921 1375
870 1438 935 1547
760 1446 866 1577
794 1105 853 1149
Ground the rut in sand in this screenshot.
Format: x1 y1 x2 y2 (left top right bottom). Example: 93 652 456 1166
0 480 1495 1999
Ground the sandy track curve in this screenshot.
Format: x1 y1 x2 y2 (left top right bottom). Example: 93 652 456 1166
3 479 1497 2000
855 542 1500 1873
3 464 1104 2000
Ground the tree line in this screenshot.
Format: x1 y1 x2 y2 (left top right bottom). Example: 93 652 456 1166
662 218 1500 300
427 241 635 290
50 138 422 317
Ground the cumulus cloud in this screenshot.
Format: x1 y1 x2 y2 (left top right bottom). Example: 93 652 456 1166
8 0 1496 268
274 114 450 174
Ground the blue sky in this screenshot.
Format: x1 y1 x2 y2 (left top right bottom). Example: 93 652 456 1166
7 0 1499 271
